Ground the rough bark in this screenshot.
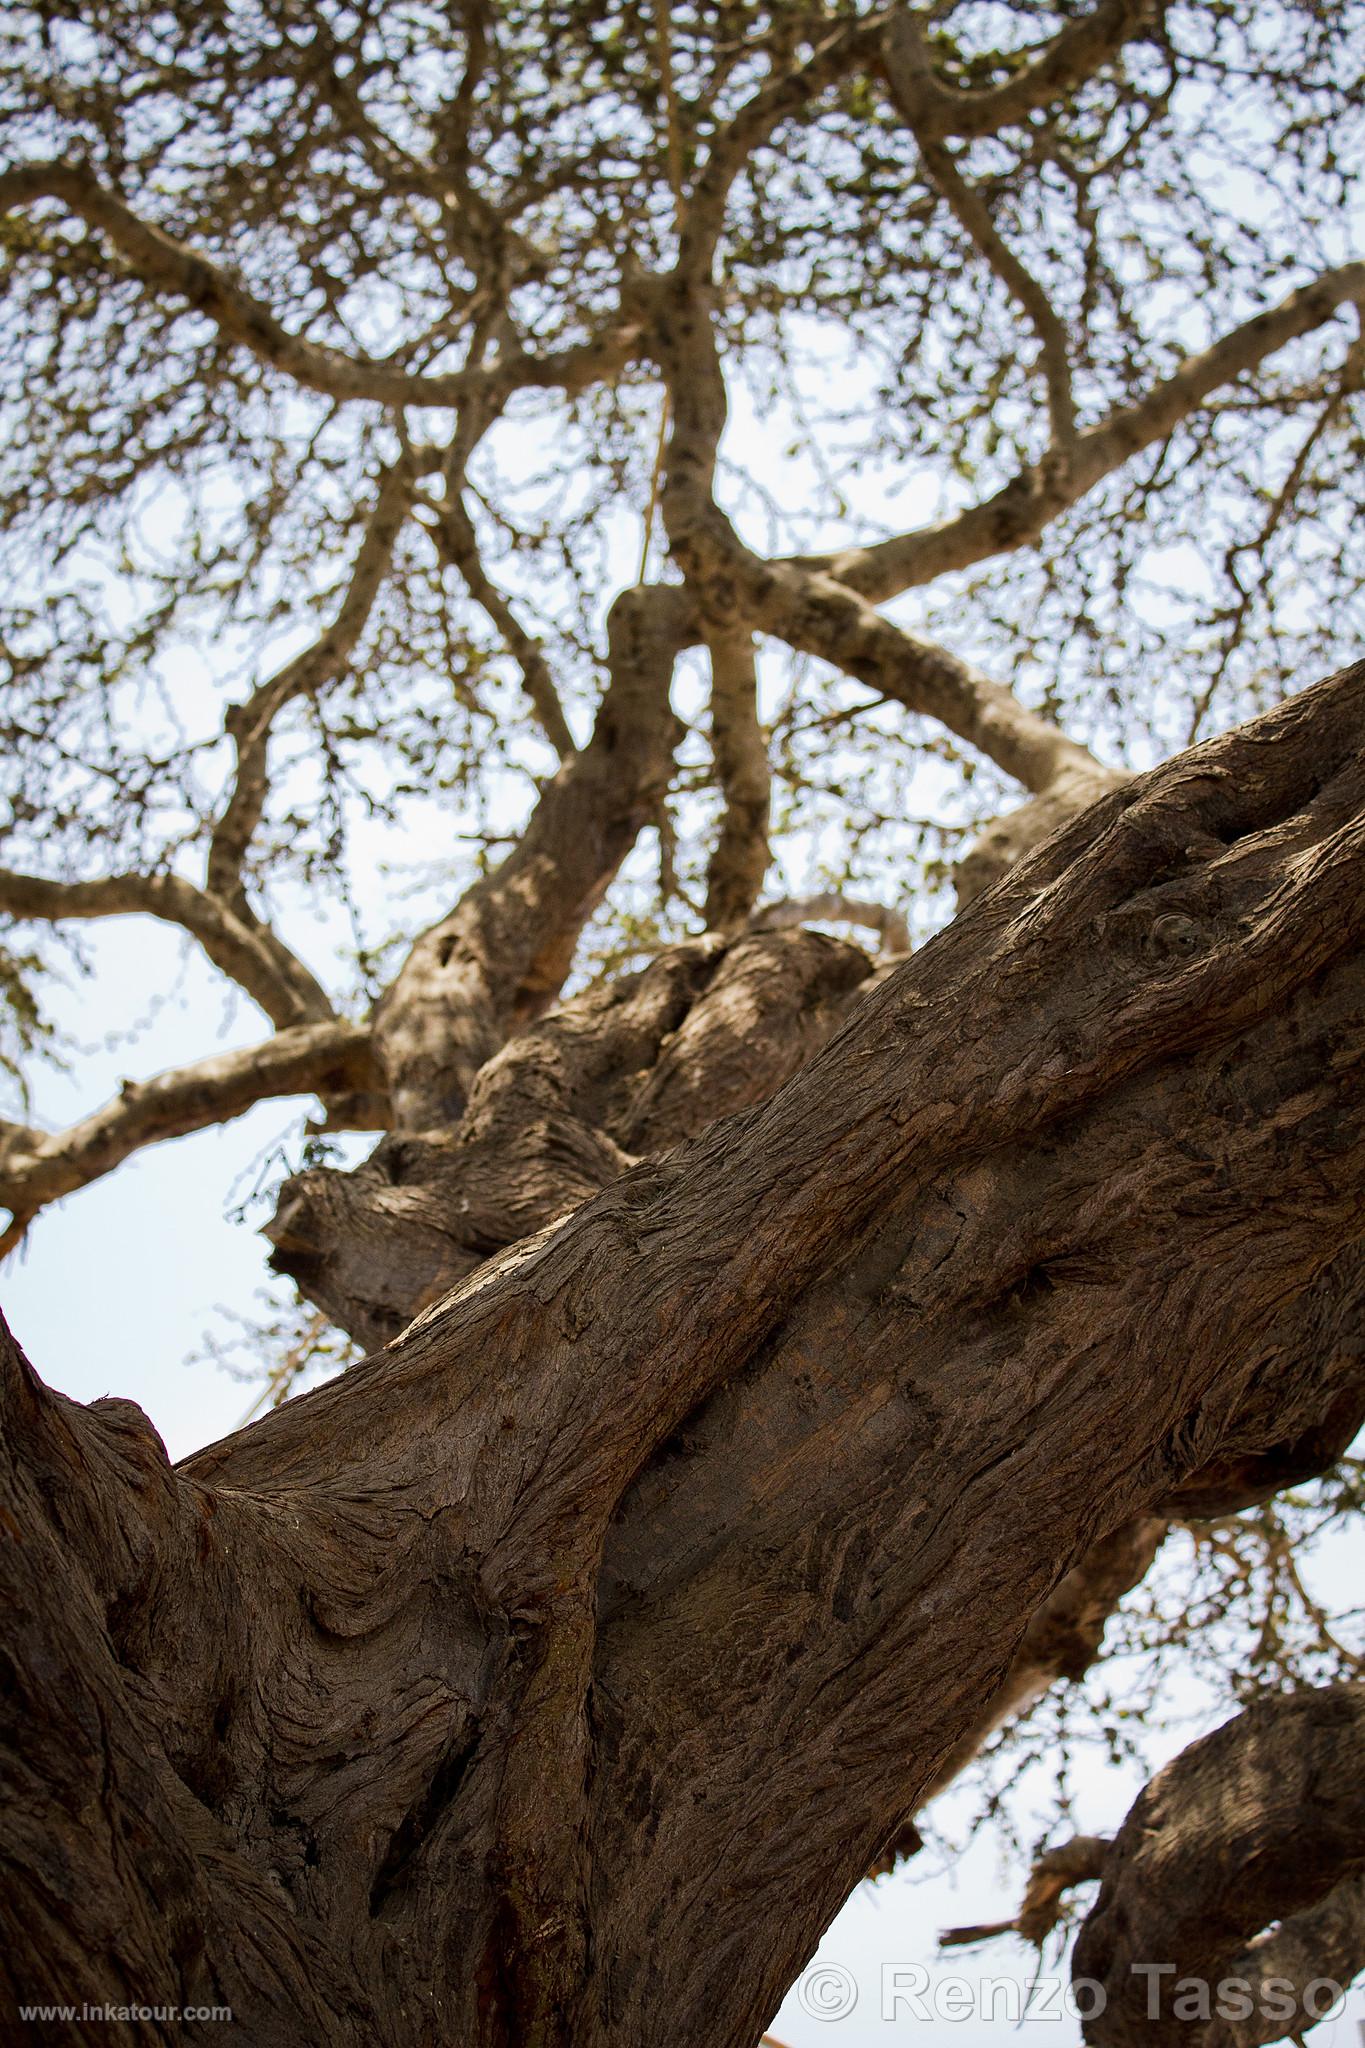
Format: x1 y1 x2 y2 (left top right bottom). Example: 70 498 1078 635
4 666 1365 2045
269 928 872 1349
871 1515 1168 1876
750 894 912 955
1072 1685 1365 2048
701 623 771 931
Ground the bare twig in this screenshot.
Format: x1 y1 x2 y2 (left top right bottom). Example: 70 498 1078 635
208 460 416 908
0 163 645 408
881 0 1159 145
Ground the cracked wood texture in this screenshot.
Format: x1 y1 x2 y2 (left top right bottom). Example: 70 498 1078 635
4 668 1365 2045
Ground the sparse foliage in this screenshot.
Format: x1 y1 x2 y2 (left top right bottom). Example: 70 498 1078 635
1 4 1363 2042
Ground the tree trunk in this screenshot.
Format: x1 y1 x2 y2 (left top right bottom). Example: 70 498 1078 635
4 663 1365 2047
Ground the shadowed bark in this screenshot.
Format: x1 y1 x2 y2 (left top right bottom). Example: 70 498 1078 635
872 1515 1167 1877
4 8 1364 2033
1072 1685 1365 2048
4 667 1365 2044
268 926 872 1348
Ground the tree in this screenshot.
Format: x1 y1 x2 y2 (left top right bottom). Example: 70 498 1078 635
1 1 1363 2041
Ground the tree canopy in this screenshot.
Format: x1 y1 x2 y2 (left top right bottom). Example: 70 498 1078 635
2 0 1362 1119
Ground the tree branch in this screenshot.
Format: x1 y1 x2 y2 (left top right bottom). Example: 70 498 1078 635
1198 1874 1365 2048
0 1019 379 1240
652 270 1118 806
768 568 1119 798
678 20 872 275
880 0 1161 146
677 0 1154 284
817 262 1365 602
927 1517 1168 1807
202 662 1365 2046
915 133 1075 445
871 1515 1167 1877
752 894 911 954
1073 1685 1365 2047
868 1246 1365 1879
686 513 1119 801
371 582 690 1130
0 867 331 1029
269 928 872 1347
956 775 1135 908
941 1833 1112 1948
208 461 416 909
702 623 771 929
425 491 575 758
6 670 1365 2045
0 1118 44 1170
0 163 645 409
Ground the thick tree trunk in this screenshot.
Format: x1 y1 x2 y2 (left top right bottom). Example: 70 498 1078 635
4 665 1365 2046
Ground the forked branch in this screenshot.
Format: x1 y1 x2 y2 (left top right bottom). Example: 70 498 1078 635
372 581 690 1128
881 0 1160 145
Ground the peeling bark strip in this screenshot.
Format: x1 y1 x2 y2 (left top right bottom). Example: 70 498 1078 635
4 667 1365 2045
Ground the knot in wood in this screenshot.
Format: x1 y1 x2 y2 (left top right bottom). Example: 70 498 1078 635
1147 911 1202 959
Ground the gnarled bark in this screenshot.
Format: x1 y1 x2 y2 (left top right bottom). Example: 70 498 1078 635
371 582 689 1134
269 928 871 1349
4 666 1365 2045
